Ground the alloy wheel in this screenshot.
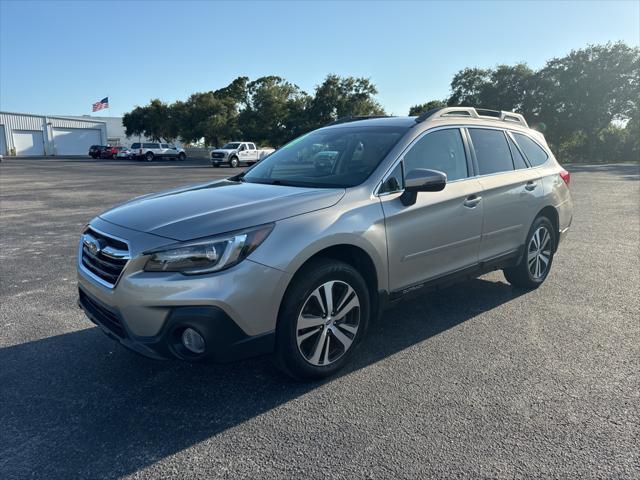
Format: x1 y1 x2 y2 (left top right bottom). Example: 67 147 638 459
528 226 551 279
296 280 360 366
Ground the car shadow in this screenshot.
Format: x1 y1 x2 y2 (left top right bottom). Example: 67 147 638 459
1 277 524 479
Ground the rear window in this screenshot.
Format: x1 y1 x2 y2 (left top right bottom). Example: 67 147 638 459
469 129 514 175
513 133 549 167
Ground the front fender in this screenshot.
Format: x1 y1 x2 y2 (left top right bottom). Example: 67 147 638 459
248 197 389 293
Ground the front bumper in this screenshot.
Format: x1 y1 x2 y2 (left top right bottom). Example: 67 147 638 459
77 220 291 362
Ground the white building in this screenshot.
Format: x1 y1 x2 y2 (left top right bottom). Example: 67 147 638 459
0 111 168 157
0 111 108 156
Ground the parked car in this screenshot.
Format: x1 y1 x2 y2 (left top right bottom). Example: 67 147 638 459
88 145 107 159
115 146 132 159
99 146 118 159
130 142 186 162
211 142 275 168
77 107 573 380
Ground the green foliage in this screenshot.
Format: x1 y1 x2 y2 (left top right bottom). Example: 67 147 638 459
124 74 384 148
437 42 640 162
408 100 446 116
124 42 639 161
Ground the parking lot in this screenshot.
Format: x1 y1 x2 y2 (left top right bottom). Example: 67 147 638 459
1 158 638 479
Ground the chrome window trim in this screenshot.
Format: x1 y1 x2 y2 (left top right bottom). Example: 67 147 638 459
374 123 557 198
78 225 132 289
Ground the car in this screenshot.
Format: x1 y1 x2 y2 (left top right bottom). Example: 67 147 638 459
77 107 573 380
211 142 275 168
88 145 107 159
99 146 120 159
130 142 186 162
114 146 132 159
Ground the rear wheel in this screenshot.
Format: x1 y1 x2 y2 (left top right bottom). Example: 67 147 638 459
275 259 370 380
178 152 186 161
503 216 556 290
145 151 154 162
112 154 117 160
230 156 239 168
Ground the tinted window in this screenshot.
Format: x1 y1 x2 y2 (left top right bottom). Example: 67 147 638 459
513 133 549 167
143 143 158 148
131 143 140 149
469 129 514 175
404 129 468 181
161 143 170 148
507 135 528 169
248 143 256 150
244 126 407 188
379 162 404 194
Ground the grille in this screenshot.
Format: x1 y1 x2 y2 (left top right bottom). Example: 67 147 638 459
79 289 126 338
81 228 130 287
211 152 226 159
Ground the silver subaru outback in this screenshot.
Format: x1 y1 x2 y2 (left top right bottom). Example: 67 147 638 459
77 107 573 379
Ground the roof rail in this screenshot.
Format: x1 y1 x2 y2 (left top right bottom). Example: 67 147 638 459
414 106 528 127
325 115 393 126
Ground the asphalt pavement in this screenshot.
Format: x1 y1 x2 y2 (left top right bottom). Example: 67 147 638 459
1 158 638 479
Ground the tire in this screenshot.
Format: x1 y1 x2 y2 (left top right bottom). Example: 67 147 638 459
178 152 186 161
275 258 370 380
229 156 239 168
112 154 117 160
503 215 556 290
145 152 154 162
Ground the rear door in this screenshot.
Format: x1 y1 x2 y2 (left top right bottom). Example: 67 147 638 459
467 127 544 262
238 143 250 163
247 143 259 163
380 127 484 291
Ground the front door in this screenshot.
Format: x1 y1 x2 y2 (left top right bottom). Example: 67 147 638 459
380 128 484 292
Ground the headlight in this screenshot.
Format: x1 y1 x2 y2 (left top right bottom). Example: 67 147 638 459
143 224 274 275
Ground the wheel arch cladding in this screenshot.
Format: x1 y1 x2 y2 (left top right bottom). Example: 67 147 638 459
278 244 380 323
537 206 559 251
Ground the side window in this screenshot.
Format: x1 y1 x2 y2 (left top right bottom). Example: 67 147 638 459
469 129 514 175
131 143 140 149
379 162 404 194
507 135 529 169
403 129 468 181
512 133 549 167
161 143 170 148
249 143 256 150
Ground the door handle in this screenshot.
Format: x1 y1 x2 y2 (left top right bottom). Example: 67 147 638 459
463 195 482 208
525 181 537 191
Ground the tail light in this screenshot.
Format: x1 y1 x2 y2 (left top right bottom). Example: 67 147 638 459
560 170 570 187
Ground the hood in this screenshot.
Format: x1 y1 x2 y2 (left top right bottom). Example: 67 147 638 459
212 148 235 154
99 179 345 241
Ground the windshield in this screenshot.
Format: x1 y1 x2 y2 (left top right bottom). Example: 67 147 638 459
222 143 241 149
243 126 407 188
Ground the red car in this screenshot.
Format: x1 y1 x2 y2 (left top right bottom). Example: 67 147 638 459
100 146 119 159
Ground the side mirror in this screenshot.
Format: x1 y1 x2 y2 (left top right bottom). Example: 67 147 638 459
400 168 447 206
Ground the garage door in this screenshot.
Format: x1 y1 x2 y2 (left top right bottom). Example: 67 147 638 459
13 130 45 156
53 127 101 155
0 125 7 155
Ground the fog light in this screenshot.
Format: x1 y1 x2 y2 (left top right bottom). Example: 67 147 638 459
181 328 205 354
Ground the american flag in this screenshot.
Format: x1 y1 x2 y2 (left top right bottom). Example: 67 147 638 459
92 97 109 112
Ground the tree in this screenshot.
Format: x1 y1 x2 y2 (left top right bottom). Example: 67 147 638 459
447 68 492 107
535 42 640 158
408 100 446 116
307 74 385 129
122 99 176 142
238 76 310 146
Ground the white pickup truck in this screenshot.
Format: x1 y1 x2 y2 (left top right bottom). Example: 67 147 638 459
210 142 275 168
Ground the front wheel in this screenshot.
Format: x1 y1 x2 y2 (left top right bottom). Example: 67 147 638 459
229 156 239 168
178 152 186 161
503 216 556 290
275 259 370 380
145 152 154 162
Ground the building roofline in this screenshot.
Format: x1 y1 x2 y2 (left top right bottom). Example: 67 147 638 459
0 110 107 124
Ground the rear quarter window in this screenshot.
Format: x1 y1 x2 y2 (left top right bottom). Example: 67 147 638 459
513 133 549 167
131 143 140 149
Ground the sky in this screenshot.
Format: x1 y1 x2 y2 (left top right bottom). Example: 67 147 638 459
0 0 638 117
